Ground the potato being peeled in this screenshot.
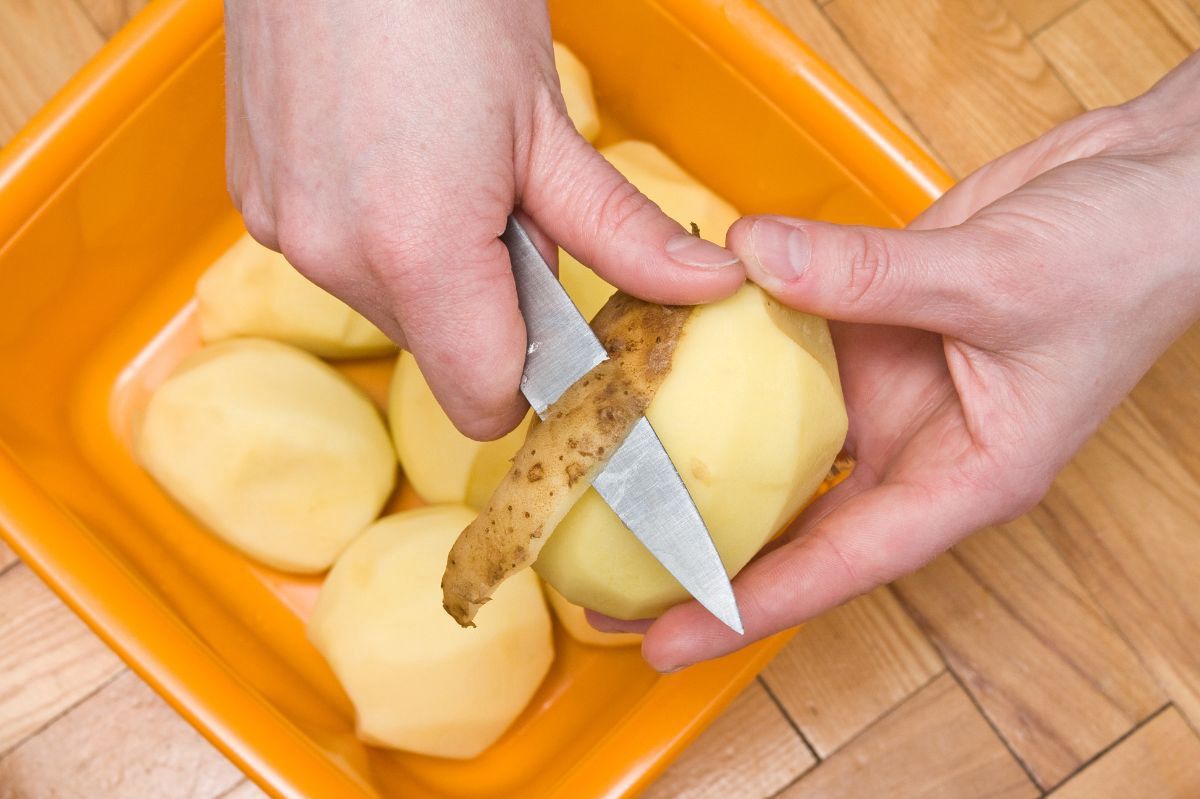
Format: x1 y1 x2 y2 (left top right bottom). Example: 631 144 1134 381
136 338 395 573
309 506 553 758
197 234 395 358
388 351 530 506
534 284 847 619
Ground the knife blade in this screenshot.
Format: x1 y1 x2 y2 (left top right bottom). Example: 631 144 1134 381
502 215 743 635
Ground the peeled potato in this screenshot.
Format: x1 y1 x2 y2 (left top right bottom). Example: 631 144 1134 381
545 584 641 648
533 284 848 619
197 234 395 358
556 141 741 322
388 351 530 506
309 506 553 758
553 42 600 142
136 338 395 573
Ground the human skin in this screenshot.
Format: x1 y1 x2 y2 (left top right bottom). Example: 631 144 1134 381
223 0 744 440
592 52 1200 672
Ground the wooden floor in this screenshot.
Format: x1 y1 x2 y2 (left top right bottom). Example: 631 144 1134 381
2 1 1199 797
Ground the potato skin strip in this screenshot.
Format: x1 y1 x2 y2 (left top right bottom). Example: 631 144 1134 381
442 292 693 627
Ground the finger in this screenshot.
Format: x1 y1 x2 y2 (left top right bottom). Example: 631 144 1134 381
521 116 745 305
383 231 528 441
916 106 1132 230
638 474 1001 672
727 215 1013 337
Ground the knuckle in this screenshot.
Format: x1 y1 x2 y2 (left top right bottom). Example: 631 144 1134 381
841 227 896 307
588 179 658 245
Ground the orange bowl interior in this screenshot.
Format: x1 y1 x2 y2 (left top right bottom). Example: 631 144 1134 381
0 0 948 797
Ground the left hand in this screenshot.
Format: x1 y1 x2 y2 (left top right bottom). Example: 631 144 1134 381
591 53 1200 671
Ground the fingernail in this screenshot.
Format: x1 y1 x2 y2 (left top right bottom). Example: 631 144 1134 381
748 218 810 283
659 664 687 675
665 232 740 270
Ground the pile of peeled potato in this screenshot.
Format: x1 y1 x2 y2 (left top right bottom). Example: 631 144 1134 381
135 43 847 760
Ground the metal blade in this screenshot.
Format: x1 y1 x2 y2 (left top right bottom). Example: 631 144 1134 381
502 215 743 634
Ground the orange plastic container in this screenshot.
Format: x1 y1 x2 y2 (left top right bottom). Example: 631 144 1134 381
0 1 949 797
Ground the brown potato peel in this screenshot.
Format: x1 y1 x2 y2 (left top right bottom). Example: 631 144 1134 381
441 292 693 627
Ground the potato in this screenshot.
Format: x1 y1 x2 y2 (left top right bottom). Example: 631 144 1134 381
309 506 553 758
533 284 847 619
136 338 396 573
556 141 740 322
388 351 530 506
544 584 641 648
553 42 600 142
197 234 395 358
442 295 692 626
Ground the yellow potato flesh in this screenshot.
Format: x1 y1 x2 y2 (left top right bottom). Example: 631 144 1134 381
136 338 396 573
532 284 848 619
308 506 553 758
553 42 600 142
544 584 641 648
387 351 530 506
556 141 741 322
197 234 395 359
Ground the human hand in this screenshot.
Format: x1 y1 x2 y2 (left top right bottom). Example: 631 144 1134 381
592 53 1200 671
224 1 743 439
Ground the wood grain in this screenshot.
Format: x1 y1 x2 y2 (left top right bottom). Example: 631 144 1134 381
778 673 1038 799
761 587 943 757
74 0 151 37
0 670 244 798
1049 708 1200 798
756 0 939 156
894 516 1164 789
826 0 1083 175
0 565 124 754
0 0 103 143
642 681 815 799
998 0 1082 34
1036 0 1194 109
1148 0 1200 47
1034 401 1200 731
1132 324 1200 483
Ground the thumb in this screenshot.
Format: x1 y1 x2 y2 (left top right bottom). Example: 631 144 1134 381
728 215 1009 337
521 119 746 305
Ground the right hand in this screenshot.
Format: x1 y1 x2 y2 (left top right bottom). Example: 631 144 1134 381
224 0 745 439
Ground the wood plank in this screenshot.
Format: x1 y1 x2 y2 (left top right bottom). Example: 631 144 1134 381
761 587 943 756
779 673 1038 799
0 670 244 798
1049 708 1200 798
895 518 1164 789
999 0 1081 35
1035 0 1193 109
74 0 151 37
1132 324 1200 483
0 0 104 143
756 0 941 157
218 780 271 799
0 540 16 573
1034 400 1200 731
825 0 1083 176
642 681 815 799
0 565 124 754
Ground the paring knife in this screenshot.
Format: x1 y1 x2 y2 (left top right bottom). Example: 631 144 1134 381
502 215 744 635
